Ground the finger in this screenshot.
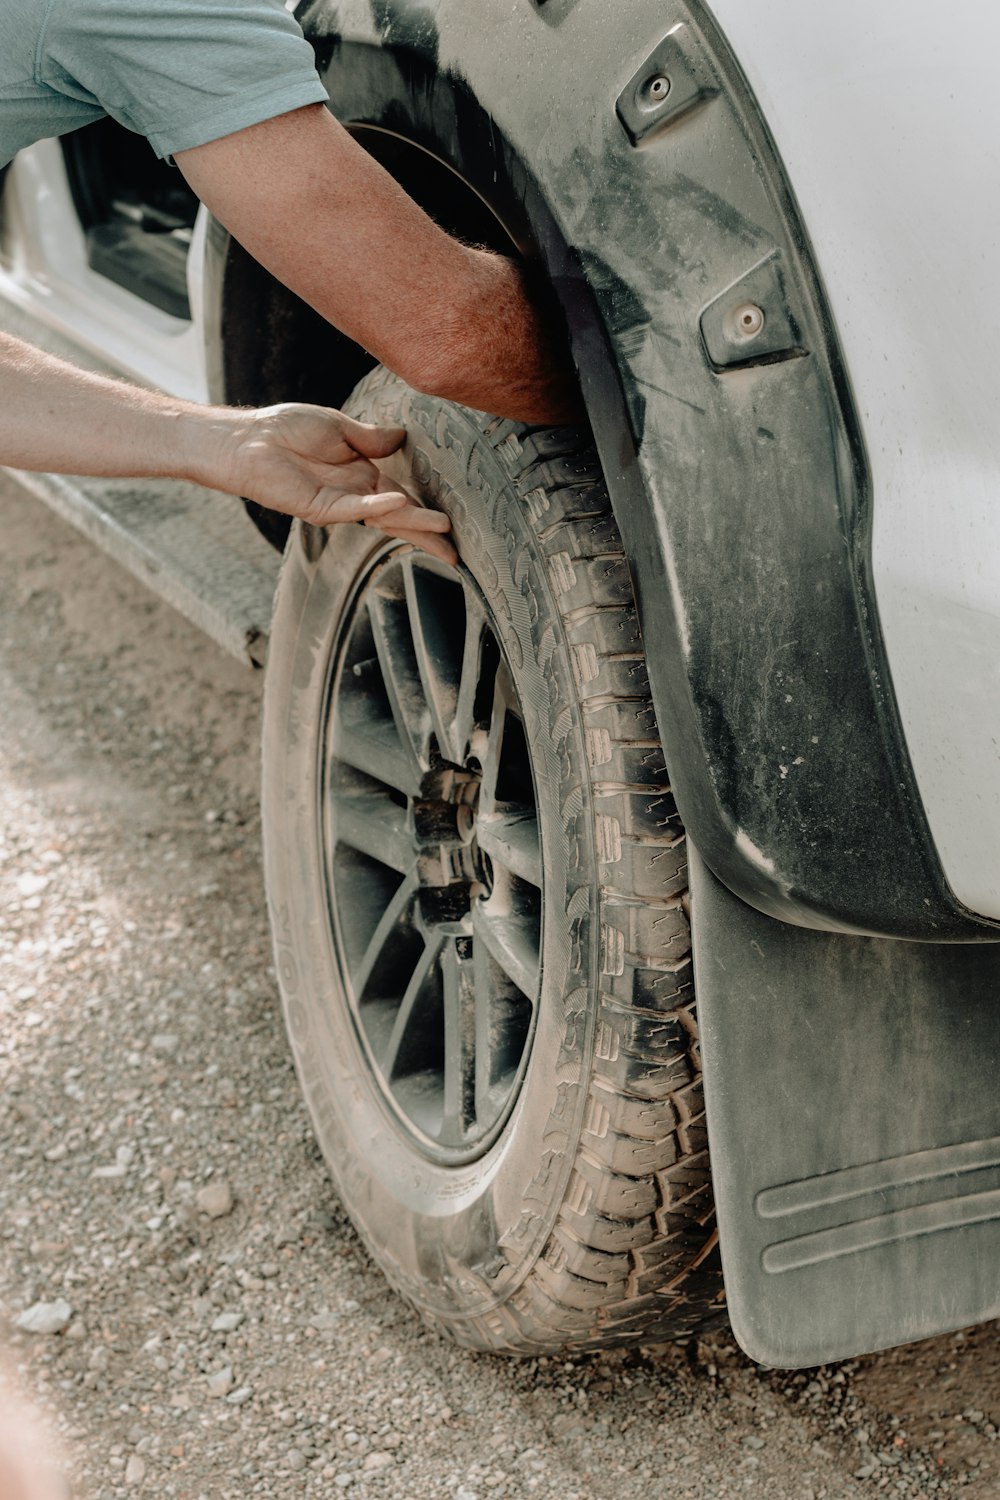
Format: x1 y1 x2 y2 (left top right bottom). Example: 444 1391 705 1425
373 504 451 533
339 415 408 460
363 517 459 566
308 489 409 524
349 488 451 532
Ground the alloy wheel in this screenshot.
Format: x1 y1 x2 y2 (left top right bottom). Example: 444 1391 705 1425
320 546 544 1165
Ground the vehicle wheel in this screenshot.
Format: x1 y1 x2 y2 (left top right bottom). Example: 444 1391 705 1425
261 367 724 1352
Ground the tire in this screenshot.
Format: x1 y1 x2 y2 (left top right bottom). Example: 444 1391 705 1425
261 368 724 1353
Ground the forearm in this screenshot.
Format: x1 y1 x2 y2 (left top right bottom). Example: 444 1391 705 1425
176 108 580 423
0 331 453 553
0 331 237 483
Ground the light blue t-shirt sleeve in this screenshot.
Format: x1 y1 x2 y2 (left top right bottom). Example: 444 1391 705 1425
38 0 330 159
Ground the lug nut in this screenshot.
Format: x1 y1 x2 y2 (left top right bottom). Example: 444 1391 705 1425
456 803 476 844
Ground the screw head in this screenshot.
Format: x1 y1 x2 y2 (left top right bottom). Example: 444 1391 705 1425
732 302 765 340
641 73 672 108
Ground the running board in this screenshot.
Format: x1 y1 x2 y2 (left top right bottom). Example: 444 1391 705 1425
9 468 279 667
690 846 1000 1368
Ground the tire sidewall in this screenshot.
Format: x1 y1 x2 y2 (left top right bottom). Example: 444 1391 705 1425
262 376 598 1327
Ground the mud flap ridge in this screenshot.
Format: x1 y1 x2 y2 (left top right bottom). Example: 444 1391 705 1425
690 846 1000 1368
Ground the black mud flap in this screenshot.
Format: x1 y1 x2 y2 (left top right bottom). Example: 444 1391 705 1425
691 847 1000 1368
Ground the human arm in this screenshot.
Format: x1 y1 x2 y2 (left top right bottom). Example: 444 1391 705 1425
175 106 582 425
0 331 455 559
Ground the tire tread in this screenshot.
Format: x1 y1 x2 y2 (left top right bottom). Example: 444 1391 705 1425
457 415 725 1351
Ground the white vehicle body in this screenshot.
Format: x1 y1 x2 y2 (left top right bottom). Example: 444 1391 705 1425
709 0 1000 920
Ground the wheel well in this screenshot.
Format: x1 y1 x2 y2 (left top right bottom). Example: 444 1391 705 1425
219 127 529 550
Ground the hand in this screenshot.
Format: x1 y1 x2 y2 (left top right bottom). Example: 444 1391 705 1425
219 402 456 562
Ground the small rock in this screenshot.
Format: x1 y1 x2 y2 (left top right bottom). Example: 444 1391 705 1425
125 1455 146 1486
30 1240 67 1258
363 1452 393 1472
227 1386 253 1407
16 873 49 898
211 1311 244 1333
16 1299 72 1335
741 1436 765 1451
334 1477 354 1491
92 1145 134 1182
287 1449 307 1472
205 1367 234 1398
308 1210 339 1231
260 1263 280 1279
151 1033 180 1054
307 1311 340 1332
196 1180 233 1219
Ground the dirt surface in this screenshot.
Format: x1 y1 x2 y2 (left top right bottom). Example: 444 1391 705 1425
1 477 998 1500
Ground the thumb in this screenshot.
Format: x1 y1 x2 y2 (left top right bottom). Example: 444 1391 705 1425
339 415 407 460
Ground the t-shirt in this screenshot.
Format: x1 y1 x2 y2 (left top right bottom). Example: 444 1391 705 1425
0 0 329 168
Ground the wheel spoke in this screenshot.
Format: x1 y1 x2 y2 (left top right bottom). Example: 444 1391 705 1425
478 663 517 817
367 591 431 775
477 811 542 888
402 557 466 765
331 713 420 798
451 600 491 767
472 934 515 1129
334 789 412 874
440 938 476 1147
472 898 540 1002
351 869 419 1002
381 931 444 1081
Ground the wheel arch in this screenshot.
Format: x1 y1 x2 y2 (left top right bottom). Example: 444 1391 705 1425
202 73 565 547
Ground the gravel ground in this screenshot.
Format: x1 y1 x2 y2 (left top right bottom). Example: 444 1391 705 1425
1 477 998 1500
